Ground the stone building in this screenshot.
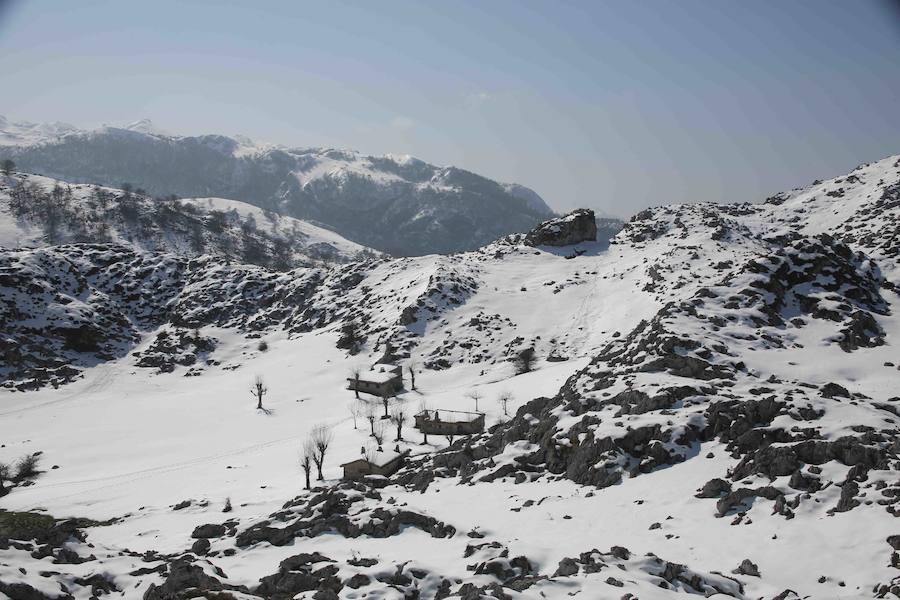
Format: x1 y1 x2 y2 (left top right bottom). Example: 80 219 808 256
414 409 485 436
347 363 403 397
340 448 410 480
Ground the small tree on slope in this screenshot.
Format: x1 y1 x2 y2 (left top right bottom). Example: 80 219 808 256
348 400 362 429
408 361 418 391
380 391 393 418
300 440 314 490
0 463 10 497
15 454 40 480
365 402 378 436
311 425 333 481
466 390 482 412
349 366 361 399
372 421 386 450
251 375 268 410
390 405 407 441
514 348 536 374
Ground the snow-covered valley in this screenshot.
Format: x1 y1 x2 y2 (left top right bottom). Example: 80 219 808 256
1 154 899 599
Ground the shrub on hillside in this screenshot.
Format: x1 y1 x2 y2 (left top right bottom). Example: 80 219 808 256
15 453 41 480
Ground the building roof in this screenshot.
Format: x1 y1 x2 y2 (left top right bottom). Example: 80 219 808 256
348 363 402 384
416 409 484 423
340 448 410 468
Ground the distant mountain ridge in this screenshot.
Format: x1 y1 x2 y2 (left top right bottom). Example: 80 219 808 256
0 116 560 255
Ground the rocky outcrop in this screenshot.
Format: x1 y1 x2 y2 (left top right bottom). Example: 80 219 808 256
524 209 597 247
392 228 898 556
191 523 227 539
235 484 455 548
142 558 245 600
255 553 340 600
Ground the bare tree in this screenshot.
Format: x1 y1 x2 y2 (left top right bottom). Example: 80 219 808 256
380 391 393 419
311 425 334 481
0 462 10 496
365 402 378 436
363 442 379 464
300 440 314 489
466 390 483 412
348 400 362 429
390 404 407 441
408 360 418 391
349 366 362 399
445 433 455 446
42 185 66 244
251 375 268 410
14 454 40 480
514 348 536 374
372 421 386 450
418 400 430 445
498 391 513 417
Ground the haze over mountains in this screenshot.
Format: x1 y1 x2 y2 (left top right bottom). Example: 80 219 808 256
0 116 587 256
1 147 899 598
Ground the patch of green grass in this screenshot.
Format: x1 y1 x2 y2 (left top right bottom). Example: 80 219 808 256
0 510 119 543
0 510 56 540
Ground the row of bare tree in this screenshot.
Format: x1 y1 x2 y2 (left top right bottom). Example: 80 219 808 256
299 425 333 490
348 397 408 446
464 389 513 416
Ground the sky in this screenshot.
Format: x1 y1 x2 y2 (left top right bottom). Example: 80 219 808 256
1 0 900 217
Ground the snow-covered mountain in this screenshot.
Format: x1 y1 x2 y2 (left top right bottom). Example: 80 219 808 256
0 116 563 256
1 155 899 599
0 172 377 268
0 115 80 147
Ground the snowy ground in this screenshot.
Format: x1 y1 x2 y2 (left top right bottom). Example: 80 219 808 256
1 154 900 599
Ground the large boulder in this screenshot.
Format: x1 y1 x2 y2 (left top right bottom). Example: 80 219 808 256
142 559 228 600
524 209 597 247
191 523 227 539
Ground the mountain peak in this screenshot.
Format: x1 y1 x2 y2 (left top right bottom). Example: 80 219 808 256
0 116 79 146
122 118 168 136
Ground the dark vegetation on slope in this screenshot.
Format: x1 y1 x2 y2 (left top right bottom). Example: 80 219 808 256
2 175 372 268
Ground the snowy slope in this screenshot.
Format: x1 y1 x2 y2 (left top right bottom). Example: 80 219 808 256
1 116 559 256
0 155 899 599
0 172 377 267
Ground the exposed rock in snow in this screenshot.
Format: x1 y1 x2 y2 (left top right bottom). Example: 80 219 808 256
524 208 598 247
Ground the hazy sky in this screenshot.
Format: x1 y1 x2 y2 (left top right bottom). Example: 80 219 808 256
2 0 900 217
